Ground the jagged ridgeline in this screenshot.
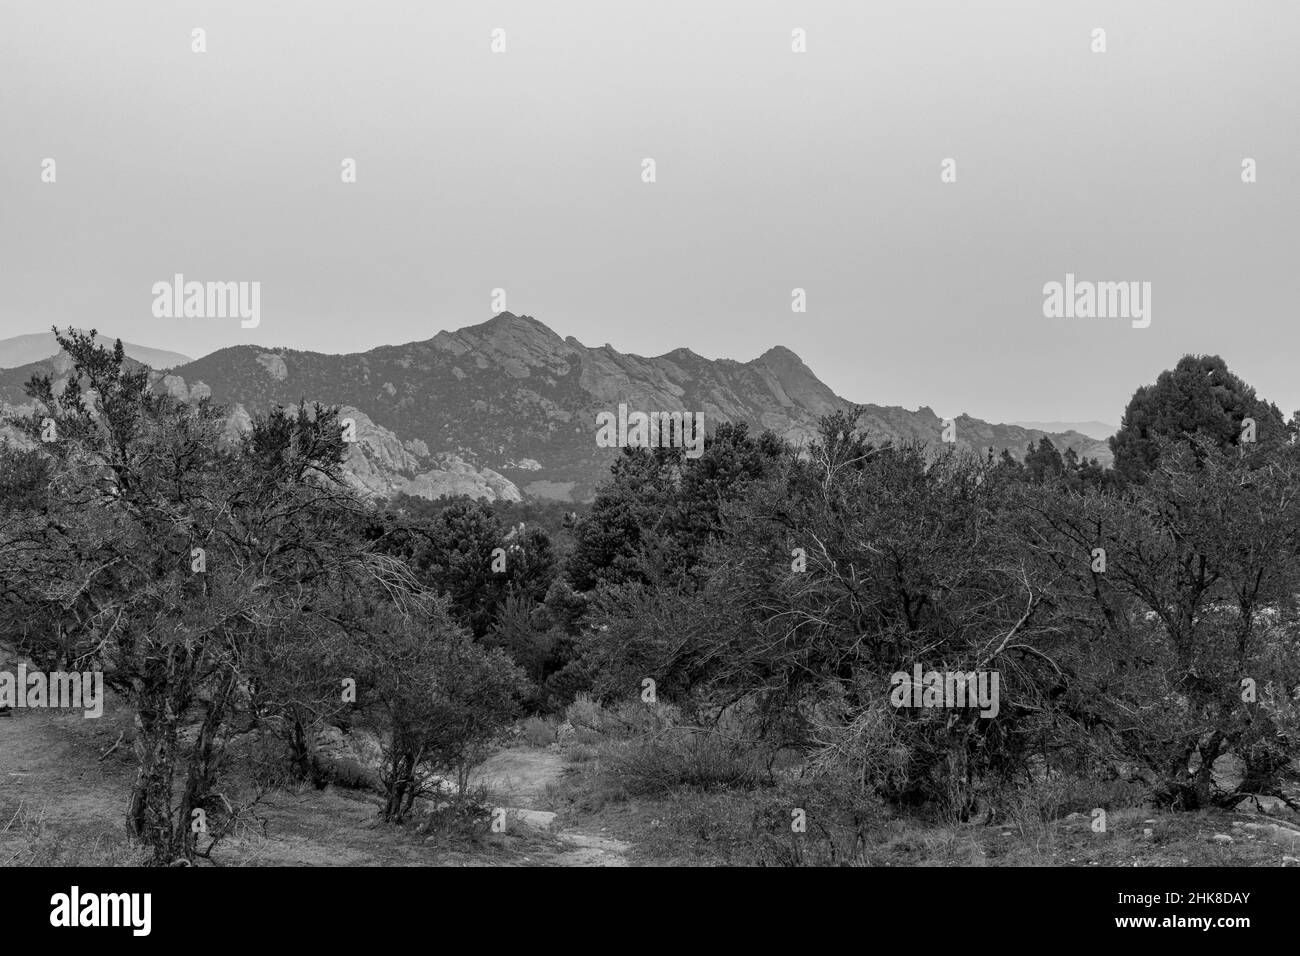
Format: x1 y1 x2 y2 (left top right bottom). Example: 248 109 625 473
0 314 1110 503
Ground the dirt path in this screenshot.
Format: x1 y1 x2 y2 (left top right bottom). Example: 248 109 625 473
0 674 627 865
1 640 626 866
0 707 627 865
551 830 632 866
0 698 136 864
470 747 632 866
0 684 431 866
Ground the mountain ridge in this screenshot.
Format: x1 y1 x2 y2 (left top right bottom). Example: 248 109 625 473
0 313 1113 502
0 330 191 371
1011 420 1118 441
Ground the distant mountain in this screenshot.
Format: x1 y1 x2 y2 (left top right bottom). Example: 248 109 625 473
0 330 190 371
0 313 1113 502
1011 420 1118 441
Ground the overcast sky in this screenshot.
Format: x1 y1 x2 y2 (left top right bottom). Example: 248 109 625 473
3 0 1297 424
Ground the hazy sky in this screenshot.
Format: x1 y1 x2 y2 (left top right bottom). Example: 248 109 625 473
3 0 1297 424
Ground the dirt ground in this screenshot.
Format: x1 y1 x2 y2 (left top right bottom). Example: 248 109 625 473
0 645 629 867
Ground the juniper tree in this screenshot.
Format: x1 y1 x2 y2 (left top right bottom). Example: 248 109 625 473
1 330 408 862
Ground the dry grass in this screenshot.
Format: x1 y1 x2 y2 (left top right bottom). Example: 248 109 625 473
543 698 1300 867
0 799 147 867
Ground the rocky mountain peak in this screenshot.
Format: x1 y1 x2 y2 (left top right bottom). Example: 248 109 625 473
0 312 1115 503
431 312 576 378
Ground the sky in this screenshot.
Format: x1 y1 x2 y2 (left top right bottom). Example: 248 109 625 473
2 0 1298 425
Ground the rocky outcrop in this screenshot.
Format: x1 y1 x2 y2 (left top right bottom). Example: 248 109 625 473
295 405 521 503
403 458 522 503
198 400 521 503
256 353 288 382
0 312 1113 502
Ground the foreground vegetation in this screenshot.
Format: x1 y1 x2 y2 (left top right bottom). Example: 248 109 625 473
2 333 1298 865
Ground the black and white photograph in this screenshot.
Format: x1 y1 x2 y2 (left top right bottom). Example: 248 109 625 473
1 0 1296 936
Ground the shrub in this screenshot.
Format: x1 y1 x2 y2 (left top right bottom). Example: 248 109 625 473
419 787 494 847
317 755 382 792
521 715 559 747
611 727 767 795
564 693 607 734
748 775 888 867
1008 773 1149 824
365 598 530 823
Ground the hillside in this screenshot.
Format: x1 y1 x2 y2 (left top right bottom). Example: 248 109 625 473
1012 420 1118 441
0 330 190 371
0 313 1113 502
